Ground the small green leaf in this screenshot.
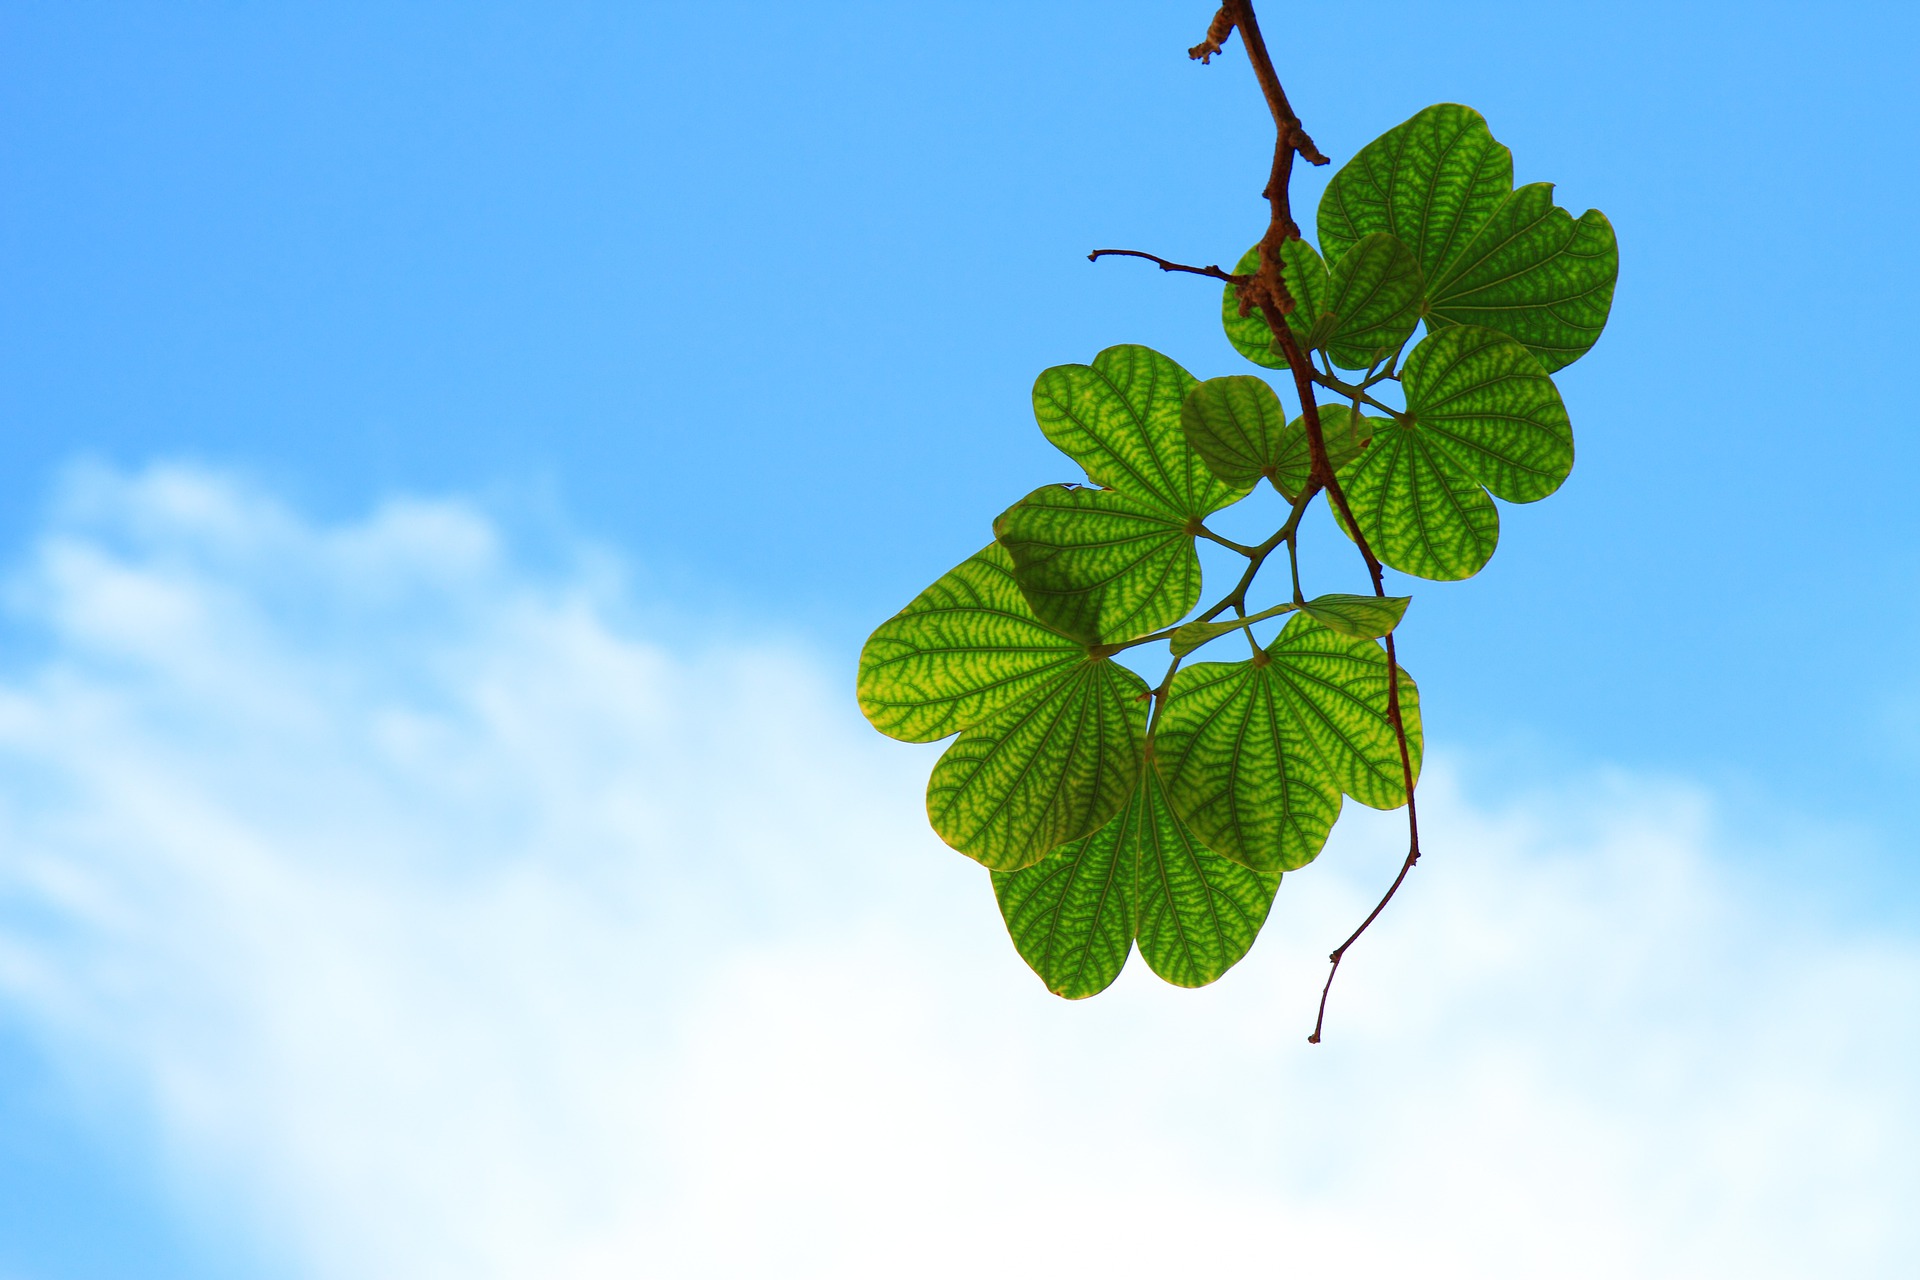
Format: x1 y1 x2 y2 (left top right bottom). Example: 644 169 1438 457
1167 601 1300 658
1130 763 1280 988
1181 374 1289 490
1323 233 1423 372
1334 422 1500 581
1298 593 1410 639
994 485 1200 646
1267 614 1423 810
1318 103 1514 289
1220 240 1331 370
927 657 1148 871
1032 345 1247 519
992 785 1137 999
857 543 1085 743
1403 324 1573 503
1426 184 1618 372
1154 657 1342 873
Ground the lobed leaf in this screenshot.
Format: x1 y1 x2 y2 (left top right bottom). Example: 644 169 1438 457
926 657 1148 871
1130 764 1280 988
1323 232 1423 372
1220 241 1332 370
994 484 1200 646
1267 614 1423 810
1182 374 1289 491
1334 423 1500 581
1297 593 1410 640
1032 345 1247 519
857 543 1086 743
1426 184 1619 373
1154 657 1342 873
992 786 1137 998
1402 324 1573 503
1318 103 1513 290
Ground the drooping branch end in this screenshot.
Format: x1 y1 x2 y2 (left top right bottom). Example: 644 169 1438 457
1188 6 1237 63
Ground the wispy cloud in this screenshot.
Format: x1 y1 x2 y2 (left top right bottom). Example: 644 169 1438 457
0 463 1912 1279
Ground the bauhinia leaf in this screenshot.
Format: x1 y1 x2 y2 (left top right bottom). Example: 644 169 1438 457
1323 232 1423 372
993 761 1280 996
1425 183 1618 373
1181 374 1289 491
1130 763 1280 988
1154 656 1342 873
1168 601 1300 658
1267 613 1423 810
993 484 1200 645
1031 344 1248 519
1317 103 1514 290
926 656 1148 871
1298 593 1410 639
857 543 1085 743
1334 421 1500 580
1403 323 1573 503
1220 240 1332 370
991 780 1137 998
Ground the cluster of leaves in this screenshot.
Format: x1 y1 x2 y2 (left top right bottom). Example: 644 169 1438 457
857 103 1615 999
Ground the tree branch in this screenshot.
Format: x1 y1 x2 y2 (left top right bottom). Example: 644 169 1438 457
1087 249 1246 283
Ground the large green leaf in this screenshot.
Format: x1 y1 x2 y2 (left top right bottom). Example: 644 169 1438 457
857 543 1085 743
993 485 1200 645
1403 324 1573 502
1297 593 1409 640
1267 614 1423 810
1318 103 1514 289
1181 374 1289 491
1130 764 1280 988
927 657 1148 871
1426 183 1618 373
1220 240 1332 370
1334 422 1500 581
1153 657 1342 873
1323 232 1423 372
1031 345 1247 519
992 782 1137 998
992 762 1279 996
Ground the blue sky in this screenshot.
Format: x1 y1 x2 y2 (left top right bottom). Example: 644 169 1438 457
1 3 1917 1277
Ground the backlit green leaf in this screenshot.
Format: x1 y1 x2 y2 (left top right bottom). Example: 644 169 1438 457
927 657 1148 871
992 783 1137 998
1318 103 1514 289
1154 657 1342 873
1268 614 1423 810
1334 423 1500 581
994 485 1199 646
1268 403 1383 500
1220 240 1331 370
1403 324 1573 502
1182 375 1289 490
857 543 1085 743
1297 593 1410 640
1168 601 1301 658
1323 233 1423 371
1426 183 1618 372
1032 345 1247 518
1130 764 1280 988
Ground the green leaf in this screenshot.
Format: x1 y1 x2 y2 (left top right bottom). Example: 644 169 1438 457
1269 402 1383 501
1032 345 1248 519
1168 601 1300 658
1323 233 1423 372
1267 614 1423 810
1153 657 1342 873
1403 324 1573 502
1130 764 1280 988
993 484 1200 646
1298 593 1410 639
927 657 1148 871
1426 183 1618 373
1334 421 1500 581
991 783 1137 999
1318 103 1514 290
1219 240 1331 370
857 543 1085 743
1181 374 1289 490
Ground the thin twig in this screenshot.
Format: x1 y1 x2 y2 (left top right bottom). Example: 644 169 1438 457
1087 249 1246 283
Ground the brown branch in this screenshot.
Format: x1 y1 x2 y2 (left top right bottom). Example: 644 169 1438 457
1087 249 1245 284
1195 0 1424 1043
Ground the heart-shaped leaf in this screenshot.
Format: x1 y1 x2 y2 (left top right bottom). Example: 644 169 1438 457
1334 422 1500 580
857 543 1086 743
994 484 1201 646
1182 374 1290 491
1323 232 1423 371
1404 324 1573 503
1267 613 1423 810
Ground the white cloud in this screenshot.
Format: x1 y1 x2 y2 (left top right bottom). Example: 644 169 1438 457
0 462 1913 1279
